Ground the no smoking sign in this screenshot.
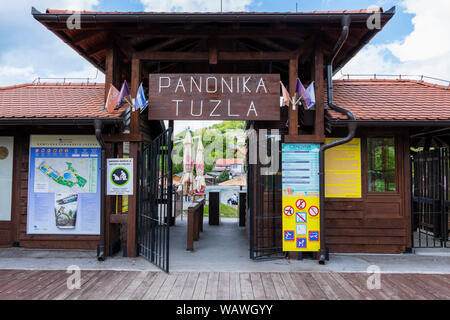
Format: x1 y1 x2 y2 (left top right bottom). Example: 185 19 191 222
296 199 306 210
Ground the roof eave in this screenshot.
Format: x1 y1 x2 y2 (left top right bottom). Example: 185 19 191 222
0 117 123 126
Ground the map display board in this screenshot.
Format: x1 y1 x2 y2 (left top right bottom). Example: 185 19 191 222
282 144 321 252
324 138 362 198
27 135 101 235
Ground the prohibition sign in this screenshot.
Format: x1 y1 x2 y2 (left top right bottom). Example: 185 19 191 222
296 199 306 210
308 206 319 217
284 206 294 216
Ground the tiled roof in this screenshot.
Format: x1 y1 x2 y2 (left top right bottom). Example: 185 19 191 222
330 79 450 121
215 158 244 166
0 83 123 120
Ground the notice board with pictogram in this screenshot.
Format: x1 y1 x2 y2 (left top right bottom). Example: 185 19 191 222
282 143 321 252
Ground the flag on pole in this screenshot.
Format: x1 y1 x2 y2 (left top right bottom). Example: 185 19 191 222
117 80 131 109
295 78 312 108
305 81 316 109
280 81 290 107
135 82 148 111
104 84 120 113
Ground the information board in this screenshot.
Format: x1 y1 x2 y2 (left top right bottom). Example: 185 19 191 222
324 138 362 198
282 144 320 252
27 135 101 235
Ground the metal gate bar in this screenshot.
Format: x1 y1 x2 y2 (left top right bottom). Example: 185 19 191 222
412 148 449 248
138 128 172 272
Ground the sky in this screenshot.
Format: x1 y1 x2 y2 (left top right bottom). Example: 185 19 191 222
0 0 449 133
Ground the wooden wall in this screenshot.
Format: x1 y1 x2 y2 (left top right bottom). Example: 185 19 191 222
324 128 411 253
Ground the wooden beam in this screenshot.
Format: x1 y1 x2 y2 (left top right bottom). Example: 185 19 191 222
104 47 116 100
313 41 325 140
208 37 218 65
71 31 100 44
134 51 294 61
288 57 299 136
253 38 290 51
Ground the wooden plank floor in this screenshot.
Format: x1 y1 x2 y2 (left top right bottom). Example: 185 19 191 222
0 270 448 300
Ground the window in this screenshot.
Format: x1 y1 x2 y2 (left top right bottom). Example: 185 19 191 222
367 137 396 192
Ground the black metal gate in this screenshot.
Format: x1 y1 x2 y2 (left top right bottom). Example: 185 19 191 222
249 134 284 260
138 128 172 272
411 148 449 248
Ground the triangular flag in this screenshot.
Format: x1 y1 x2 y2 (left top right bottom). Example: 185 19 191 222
135 82 148 111
280 81 290 107
104 84 120 113
117 80 131 107
295 78 312 107
305 81 316 109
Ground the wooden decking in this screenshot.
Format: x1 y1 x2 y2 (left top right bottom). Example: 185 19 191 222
0 270 449 300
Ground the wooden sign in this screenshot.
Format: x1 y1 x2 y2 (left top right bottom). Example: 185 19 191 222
148 74 280 120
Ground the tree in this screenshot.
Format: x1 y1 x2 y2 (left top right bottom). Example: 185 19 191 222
219 169 230 182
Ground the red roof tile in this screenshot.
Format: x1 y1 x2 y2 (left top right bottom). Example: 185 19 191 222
0 83 123 120
215 158 244 166
330 79 450 121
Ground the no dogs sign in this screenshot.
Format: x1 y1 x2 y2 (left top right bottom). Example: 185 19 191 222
107 158 134 195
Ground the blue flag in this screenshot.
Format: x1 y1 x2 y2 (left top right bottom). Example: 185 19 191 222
135 82 147 110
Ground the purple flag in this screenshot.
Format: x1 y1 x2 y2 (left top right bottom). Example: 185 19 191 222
117 80 131 106
295 78 311 107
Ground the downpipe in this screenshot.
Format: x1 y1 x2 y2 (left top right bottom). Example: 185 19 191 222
318 15 357 264
94 120 106 261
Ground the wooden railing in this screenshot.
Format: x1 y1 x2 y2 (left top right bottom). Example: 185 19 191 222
186 199 205 251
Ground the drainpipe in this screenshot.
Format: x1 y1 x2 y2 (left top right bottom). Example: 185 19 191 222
94 120 106 261
319 15 357 264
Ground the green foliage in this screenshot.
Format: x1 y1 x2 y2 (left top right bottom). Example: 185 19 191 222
172 121 246 175
219 169 230 182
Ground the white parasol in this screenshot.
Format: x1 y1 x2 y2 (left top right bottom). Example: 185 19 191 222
194 139 206 194
177 130 195 196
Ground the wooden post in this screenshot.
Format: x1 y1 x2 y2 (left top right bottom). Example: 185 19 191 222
126 58 141 257
288 57 299 136
313 43 325 140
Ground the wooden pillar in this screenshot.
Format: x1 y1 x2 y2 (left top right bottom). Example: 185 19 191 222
288 57 299 136
105 46 119 100
126 58 141 257
313 43 325 140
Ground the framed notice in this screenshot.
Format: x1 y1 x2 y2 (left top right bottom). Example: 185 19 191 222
324 138 362 198
27 135 101 235
107 158 134 195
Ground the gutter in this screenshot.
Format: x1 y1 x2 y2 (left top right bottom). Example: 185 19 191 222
94 120 106 261
318 15 357 264
31 7 394 24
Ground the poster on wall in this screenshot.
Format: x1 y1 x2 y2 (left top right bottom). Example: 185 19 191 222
281 143 321 252
324 138 362 198
0 137 14 221
27 135 101 235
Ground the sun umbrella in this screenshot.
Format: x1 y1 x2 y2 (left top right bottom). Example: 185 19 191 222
194 139 206 194
177 130 195 196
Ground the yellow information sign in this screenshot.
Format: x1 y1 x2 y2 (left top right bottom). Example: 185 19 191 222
324 138 362 198
282 144 320 252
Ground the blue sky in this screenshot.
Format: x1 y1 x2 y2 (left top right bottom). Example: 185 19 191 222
0 0 448 88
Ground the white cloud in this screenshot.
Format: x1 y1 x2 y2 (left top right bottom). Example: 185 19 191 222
0 65 38 86
0 0 100 86
140 0 253 12
340 0 450 83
